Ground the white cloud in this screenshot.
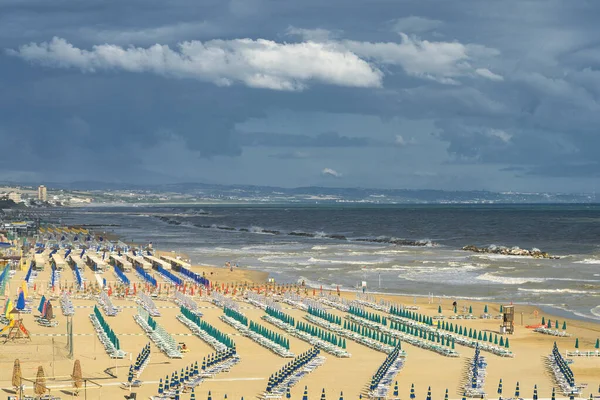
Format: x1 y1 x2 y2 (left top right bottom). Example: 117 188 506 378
486 129 512 143
391 16 443 34
395 135 416 146
321 168 341 178
8 37 383 91
343 34 500 84
475 68 504 81
8 32 501 90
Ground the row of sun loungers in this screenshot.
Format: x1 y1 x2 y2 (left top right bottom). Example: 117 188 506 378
355 294 392 313
177 308 230 352
368 344 405 399
566 350 600 357
60 292 75 316
281 292 322 311
263 348 325 399
347 314 459 357
137 292 161 317
173 291 202 316
134 307 182 358
535 326 572 337
262 314 351 358
89 306 126 359
98 291 119 316
388 314 514 357
549 342 581 396
220 310 294 358
464 346 487 398
245 292 278 310
318 294 350 312
305 314 398 354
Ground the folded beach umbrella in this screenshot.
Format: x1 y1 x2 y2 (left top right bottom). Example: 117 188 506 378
158 378 163 395
445 389 449 400
533 385 538 400
410 383 415 399
16 291 26 310
498 379 503 395
302 386 308 400
174 389 180 400
551 387 555 400
165 374 170 389
190 388 195 400
208 391 212 400
320 388 326 400
127 366 134 384
286 386 291 399
462 392 467 400
515 382 520 397
427 386 432 400
393 381 399 397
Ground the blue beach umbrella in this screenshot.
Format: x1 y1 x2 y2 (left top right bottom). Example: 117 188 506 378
302 386 308 400
158 378 164 395
533 385 538 400
498 379 503 395
321 388 326 400
16 291 26 310
127 366 134 384
462 392 467 400
552 388 556 400
410 383 415 399
394 381 399 397
208 391 212 400
515 382 520 398
286 386 291 399
339 391 343 400
190 388 196 400
174 389 180 400
445 389 449 400
427 386 432 400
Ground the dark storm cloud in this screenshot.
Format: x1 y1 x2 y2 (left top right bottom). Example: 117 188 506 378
2 0 600 191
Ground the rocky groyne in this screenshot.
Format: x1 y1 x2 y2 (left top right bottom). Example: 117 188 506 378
462 245 559 259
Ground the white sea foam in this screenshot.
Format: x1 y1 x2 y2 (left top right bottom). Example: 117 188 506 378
574 258 600 265
518 288 592 295
591 306 600 318
475 273 546 285
311 246 329 250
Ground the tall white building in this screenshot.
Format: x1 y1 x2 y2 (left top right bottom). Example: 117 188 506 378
38 185 47 202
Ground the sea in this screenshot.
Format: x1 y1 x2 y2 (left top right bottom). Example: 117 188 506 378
54 204 600 322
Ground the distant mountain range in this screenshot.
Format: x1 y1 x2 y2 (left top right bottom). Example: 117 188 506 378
3 180 593 204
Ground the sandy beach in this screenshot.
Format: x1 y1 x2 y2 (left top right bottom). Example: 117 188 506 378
1 258 599 400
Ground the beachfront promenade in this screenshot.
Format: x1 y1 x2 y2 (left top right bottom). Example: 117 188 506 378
1 252 599 399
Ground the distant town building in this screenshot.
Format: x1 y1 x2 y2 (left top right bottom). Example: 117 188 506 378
38 185 47 202
7 192 21 203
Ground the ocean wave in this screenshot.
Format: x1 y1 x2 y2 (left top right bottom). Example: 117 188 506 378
475 273 546 285
591 306 600 318
518 288 593 295
574 258 600 264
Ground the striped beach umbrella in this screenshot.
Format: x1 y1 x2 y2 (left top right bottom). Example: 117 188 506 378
427 386 432 400
286 386 291 399
158 378 164 395
462 392 467 400
445 389 449 400
410 383 415 399
570 392 575 400
208 390 212 400
515 382 520 398
533 385 538 400
174 389 180 400
552 387 556 400
321 388 326 400
302 386 308 400
394 381 399 397
165 375 170 389
498 379 503 395
127 366 134 384
190 388 195 400
339 391 343 400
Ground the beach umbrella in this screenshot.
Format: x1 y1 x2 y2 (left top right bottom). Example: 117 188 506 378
533 385 538 400
302 386 308 400
438 305 442 314
34 366 47 397
158 378 164 395
469 305 473 314
551 387 555 400
286 386 291 399
393 381 398 397
542 317 546 325
500 305 503 312
570 393 575 400
208 391 212 400
575 338 579 349
165 375 169 389
190 388 196 400
595 339 599 349
563 321 567 330
174 389 180 400
462 392 467 400
12 359 22 392
321 388 326 400
410 383 415 399
16 291 25 310
484 305 488 313
445 389 449 400
498 379 503 395
427 386 432 400
515 382 520 398
339 391 343 400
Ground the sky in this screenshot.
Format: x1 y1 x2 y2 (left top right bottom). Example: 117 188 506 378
1 0 600 193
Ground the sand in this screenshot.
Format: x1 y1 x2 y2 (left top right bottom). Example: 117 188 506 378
0 258 599 400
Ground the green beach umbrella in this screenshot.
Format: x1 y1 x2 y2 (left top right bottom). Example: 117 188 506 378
575 338 579 349
548 320 552 329
563 321 567 330
542 317 546 325
556 319 559 328
500 305 503 313
438 305 442 314
469 305 473 314
484 305 488 313
595 338 599 349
